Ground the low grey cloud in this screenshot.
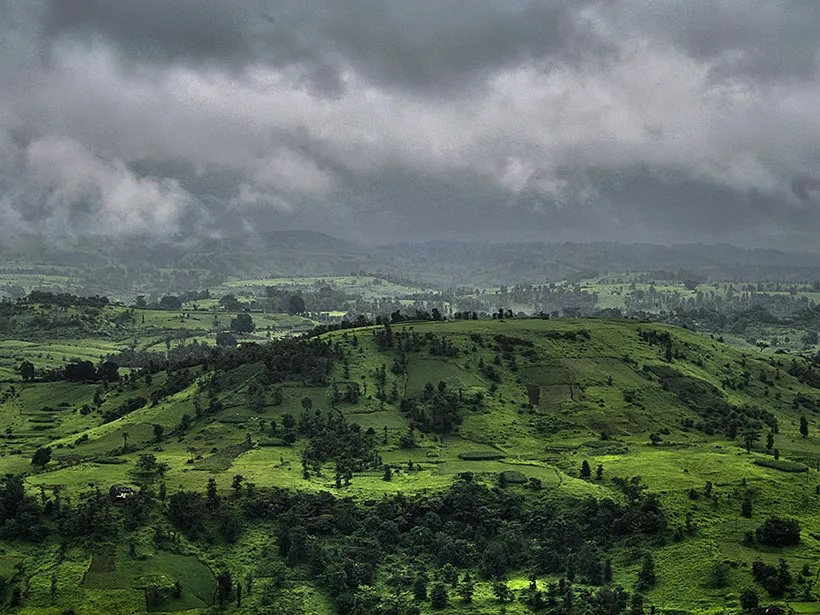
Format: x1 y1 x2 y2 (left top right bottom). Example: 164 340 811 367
0 1 819 245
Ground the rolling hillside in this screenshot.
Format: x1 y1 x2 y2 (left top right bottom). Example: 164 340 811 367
1 318 820 613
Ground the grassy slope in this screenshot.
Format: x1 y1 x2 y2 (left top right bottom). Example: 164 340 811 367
1 318 820 613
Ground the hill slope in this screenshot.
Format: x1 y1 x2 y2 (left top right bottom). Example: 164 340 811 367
3 318 820 613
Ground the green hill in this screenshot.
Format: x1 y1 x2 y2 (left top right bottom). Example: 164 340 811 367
1 317 820 613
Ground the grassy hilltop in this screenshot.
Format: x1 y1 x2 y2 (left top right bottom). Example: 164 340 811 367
0 317 819 613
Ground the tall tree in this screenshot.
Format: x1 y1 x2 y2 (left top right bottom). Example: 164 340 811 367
18 360 35 382
31 446 52 469
217 570 233 608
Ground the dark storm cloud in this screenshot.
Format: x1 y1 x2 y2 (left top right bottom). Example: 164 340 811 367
42 0 603 93
0 1 819 244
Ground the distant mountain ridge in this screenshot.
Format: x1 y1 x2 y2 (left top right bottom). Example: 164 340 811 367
1 232 820 286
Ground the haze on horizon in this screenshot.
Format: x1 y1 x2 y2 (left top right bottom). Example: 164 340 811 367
2 1 820 249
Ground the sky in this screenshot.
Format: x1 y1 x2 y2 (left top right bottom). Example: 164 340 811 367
2 1 820 246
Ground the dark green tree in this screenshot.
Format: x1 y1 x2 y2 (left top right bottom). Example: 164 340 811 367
230 313 255 334
637 554 656 590
31 446 51 469
741 496 753 518
216 331 237 347
800 416 809 439
458 572 474 603
217 570 233 608
159 295 182 310
18 360 35 382
739 587 759 611
755 516 801 546
580 460 591 479
288 294 306 315
430 582 448 609
492 581 514 603
742 429 760 454
232 474 244 497
206 478 219 511
629 592 645 615
413 572 428 601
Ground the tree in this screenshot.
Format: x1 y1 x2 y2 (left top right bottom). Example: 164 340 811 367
637 554 656 590
159 295 182 310
742 429 760 454
458 573 474 603
492 581 514 603
219 294 242 311
232 474 244 497
629 592 645 615
800 415 809 439
739 587 759 612
766 431 774 451
122 431 130 451
135 454 167 475
230 313 255 334
430 582 448 609
580 460 591 479
440 563 458 586
206 478 219 511
741 496 753 518
288 294 306 315
216 331 237 347
755 516 801 546
153 424 164 442
98 360 119 382
18 360 35 382
65 360 98 382
31 447 51 469
413 572 428 601
217 570 233 608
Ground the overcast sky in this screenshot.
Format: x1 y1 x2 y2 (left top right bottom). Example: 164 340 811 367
2 1 820 246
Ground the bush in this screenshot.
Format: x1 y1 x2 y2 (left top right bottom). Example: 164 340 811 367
458 452 504 461
752 458 808 473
